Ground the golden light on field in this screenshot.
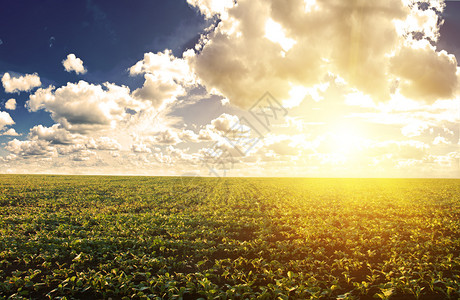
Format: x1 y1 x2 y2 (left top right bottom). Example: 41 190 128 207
0 0 459 178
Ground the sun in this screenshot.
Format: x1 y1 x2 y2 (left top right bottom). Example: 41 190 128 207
326 121 368 156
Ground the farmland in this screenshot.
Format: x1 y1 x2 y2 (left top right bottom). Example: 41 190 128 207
0 175 459 299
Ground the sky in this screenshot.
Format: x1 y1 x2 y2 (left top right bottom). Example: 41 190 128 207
0 0 459 178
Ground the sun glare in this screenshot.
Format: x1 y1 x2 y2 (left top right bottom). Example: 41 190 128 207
326 122 367 156
304 0 319 12
265 18 297 52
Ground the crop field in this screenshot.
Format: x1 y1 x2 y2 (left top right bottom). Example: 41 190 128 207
0 175 459 299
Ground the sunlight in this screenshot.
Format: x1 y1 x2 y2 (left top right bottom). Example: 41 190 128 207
283 82 329 108
304 0 319 12
265 18 297 52
284 85 309 108
326 121 367 156
344 90 375 108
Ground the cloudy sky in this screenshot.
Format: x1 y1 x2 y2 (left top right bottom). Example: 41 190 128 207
0 0 459 177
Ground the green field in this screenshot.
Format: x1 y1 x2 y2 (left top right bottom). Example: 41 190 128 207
0 175 459 299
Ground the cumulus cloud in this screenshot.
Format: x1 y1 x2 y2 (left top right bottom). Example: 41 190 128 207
12 124 122 162
129 50 195 108
209 113 239 132
5 139 55 157
2 72 41 93
186 0 400 107
193 113 243 142
56 144 86 155
153 129 181 145
390 43 458 102
87 137 121 150
0 111 14 131
1 128 20 136
132 73 186 108
433 135 450 145
395 1 444 43
168 145 197 161
71 150 96 161
62 54 87 74
5 98 16 110
401 120 430 137
27 81 144 133
179 129 201 142
129 50 194 82
185 0 456 108
186 0 235 19
131 142 152 153
29 124 83 145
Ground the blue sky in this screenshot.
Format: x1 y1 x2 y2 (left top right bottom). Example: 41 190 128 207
0 0 459 177
0 0 206 133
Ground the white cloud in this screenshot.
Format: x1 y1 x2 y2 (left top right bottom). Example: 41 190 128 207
5 139 55 157
187 0 235 19
132 73 186 108
129 50 194 82
433 135 450 145
186 0 400 107
29 124 83 145
0 111 14 131
209 113 239 132
13 124 122 162
1 128 20 136
194 113 243 142
179 129 200 142
161 145 198 164
71 150 96 162
390 43 458 102
185 0 456 109
344 91 375 108
153 129 181 145
264 18 297 52
401 121 430 137
395 1 444 43
62 54 87 75
56 144 86 155
11 75 186 166
129 50 195 109
131 143 151 153
27 81 144 133
5 98 16 110
88 137 121 150
2 72 41 93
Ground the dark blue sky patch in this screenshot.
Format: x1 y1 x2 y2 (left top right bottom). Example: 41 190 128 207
439 1 460 58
